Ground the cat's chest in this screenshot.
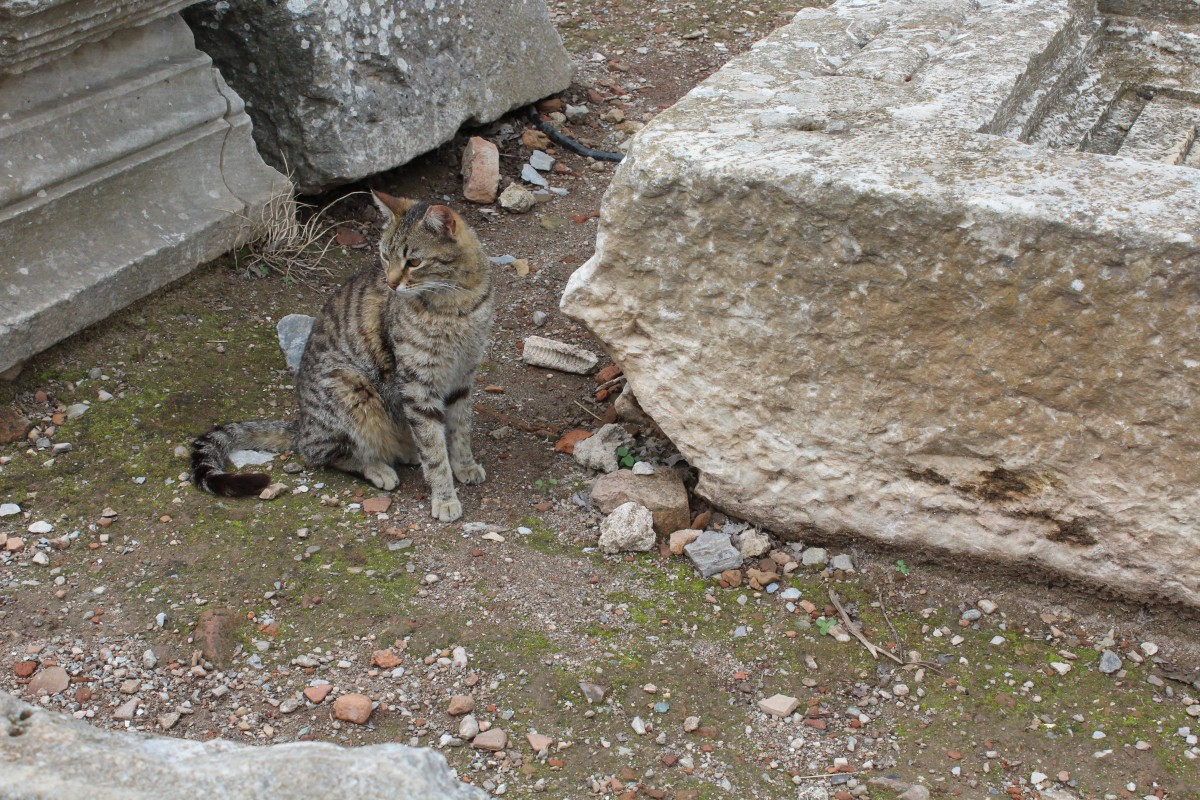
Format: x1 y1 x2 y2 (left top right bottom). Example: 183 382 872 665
390 306 490 387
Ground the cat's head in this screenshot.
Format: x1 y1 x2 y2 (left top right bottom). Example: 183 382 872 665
372 191 483 295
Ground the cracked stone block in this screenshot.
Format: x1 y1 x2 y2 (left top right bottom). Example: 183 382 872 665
183 0 573 192
562 0 1200 607
0 690 487 800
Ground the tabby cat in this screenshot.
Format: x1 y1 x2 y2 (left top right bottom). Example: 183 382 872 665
191 192 493 522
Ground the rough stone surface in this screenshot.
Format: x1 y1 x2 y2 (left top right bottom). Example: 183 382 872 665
684 531 743 578
277 315 314 374
0 0 192 74
332 694 373 725
193 608 243 668
668 529 702 556
462 137 500 204
25 666 68 696
183 0 572 192
591 469 691 535
561 0 1200 607
758 694 800 718
0 13 287 376
598 502 656 554
573 424 633 474
0 690 486 799
499 183 536 214
471 728 507 751
0 407 33 444
738 530 771 559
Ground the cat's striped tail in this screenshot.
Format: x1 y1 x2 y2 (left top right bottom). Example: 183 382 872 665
191 420 295 497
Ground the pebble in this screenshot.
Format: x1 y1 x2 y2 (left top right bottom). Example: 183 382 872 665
758 694 799 718
801 547 827 566
499 183 536 214
31 551 49 566
532 311 548 327
598 502 655 554
27 521 53 534
989 636 1006 646
158 712 181 730
961 609 982 622
738 529 771 559
631 461 655 476
977 599 998 614
459 714 480 739
112 697 139 720
65 403 89 419
27 666 69 695
303 684 333 703
448 694 476 715
579 682 607 704
0 503 19 516
684 530 743 577
527 732 553 752
473 728 507 751
829 553 855 572
520 164 548 187
668 529 701 556
779 587 801 601
1050 662 1072 675
683 716 700 732
1099 649 1122 674
332 693 373 725
631 716 647 735
529 150 556 171
1140 641 1159 656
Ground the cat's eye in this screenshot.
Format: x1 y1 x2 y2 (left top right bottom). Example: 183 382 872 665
408 258 423 269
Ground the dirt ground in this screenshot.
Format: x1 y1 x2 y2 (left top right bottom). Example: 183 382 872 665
3 2 1200 799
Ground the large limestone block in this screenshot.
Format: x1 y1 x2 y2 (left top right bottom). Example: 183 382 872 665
183 0 573 192
563 0 1200 606
0 14 288 375
0 690 487 800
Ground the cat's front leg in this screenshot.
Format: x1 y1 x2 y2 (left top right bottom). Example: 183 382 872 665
403 401 462 522
444 386 486 485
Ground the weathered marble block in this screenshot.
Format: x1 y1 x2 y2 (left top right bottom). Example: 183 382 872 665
0 690 487 800
0 5 287 376
563 0 1200 606
183 0 573 192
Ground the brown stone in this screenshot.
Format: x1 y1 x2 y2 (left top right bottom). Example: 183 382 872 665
746 567 777 590
76 687 93 703
521 129 551 150
803 718 826 731
5 537 24 551
526 732 553 752
332 693 373 724
720 569 743 587
595 365 623 383
27 666 69 695
14 660 37 678
192 607 242 667
461 136 500 204
361 496 391 514
591 468 690 535
472 728 507 751
303 684 332 703
0 406 32 444
668 529 702 555
447 694 475 716
555 429 592 454
371 649 402 669
535 97 565 113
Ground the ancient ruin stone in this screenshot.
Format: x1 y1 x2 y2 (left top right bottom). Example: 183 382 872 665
562 0 1200 607
0 7 286 376
0 690 486 799
598 502 656 554
183 0 572 192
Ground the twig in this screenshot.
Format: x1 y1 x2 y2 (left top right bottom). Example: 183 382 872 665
876 587 904 653
794 771 858 781
596 375 627 392
829 589 904 665
574 400 602 421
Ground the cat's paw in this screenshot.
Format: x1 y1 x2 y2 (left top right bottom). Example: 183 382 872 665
453 462 487 485
431 494 463 523
364 464 399 491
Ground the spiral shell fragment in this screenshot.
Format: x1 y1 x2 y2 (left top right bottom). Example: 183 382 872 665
521 335 599 374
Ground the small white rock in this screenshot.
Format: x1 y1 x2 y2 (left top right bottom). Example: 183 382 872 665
0 503 20 517
27 521 53 534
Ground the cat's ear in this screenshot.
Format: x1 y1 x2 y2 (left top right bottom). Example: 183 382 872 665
372 190 414 223
422 204 458 237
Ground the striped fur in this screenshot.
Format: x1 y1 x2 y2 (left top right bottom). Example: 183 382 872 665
191 192 493 520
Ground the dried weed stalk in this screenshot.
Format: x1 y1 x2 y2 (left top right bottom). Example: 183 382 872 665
239 171 368 286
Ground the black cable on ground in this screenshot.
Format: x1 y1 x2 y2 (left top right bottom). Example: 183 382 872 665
527 107 624 162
